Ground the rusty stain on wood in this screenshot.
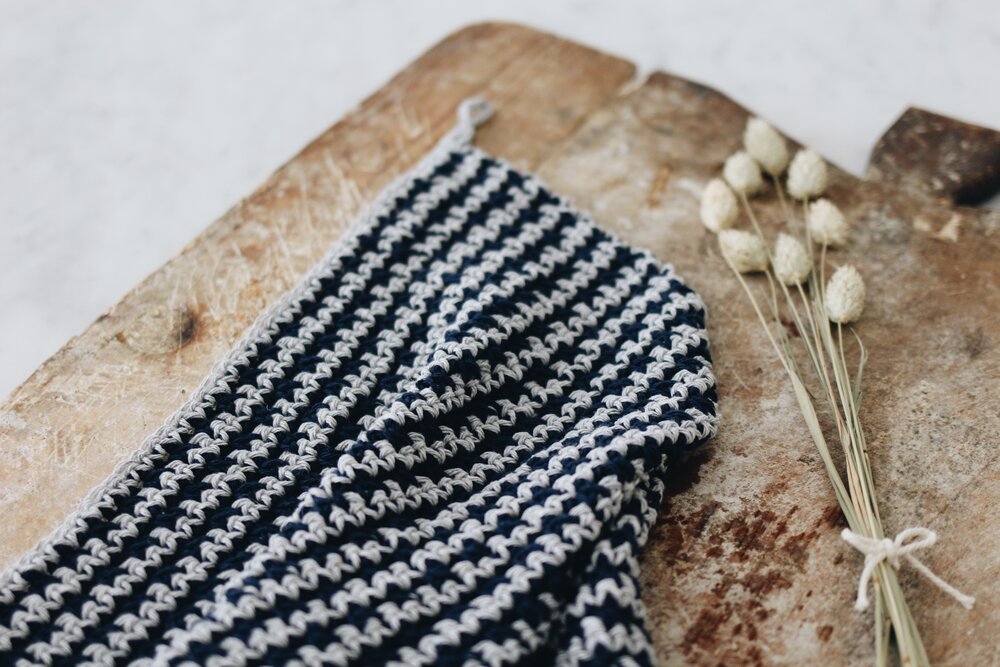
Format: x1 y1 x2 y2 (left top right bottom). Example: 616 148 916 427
1 22 998 666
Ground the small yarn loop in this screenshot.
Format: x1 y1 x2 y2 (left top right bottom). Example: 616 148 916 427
449 97 494 146
841 527 975 612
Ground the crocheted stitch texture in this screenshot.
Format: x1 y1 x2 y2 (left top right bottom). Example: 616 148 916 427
0 110 718 666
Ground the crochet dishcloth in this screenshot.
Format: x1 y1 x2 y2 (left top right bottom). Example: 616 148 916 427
0 100 718 667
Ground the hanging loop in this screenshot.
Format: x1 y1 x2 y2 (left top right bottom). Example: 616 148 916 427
449 97 494 146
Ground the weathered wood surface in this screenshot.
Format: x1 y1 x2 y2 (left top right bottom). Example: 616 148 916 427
1 22 998 665
867 106 1000 205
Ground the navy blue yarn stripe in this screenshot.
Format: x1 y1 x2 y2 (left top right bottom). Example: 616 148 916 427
0 145 717 667
175 245 668 655
179 298 712 664
187 270 703 647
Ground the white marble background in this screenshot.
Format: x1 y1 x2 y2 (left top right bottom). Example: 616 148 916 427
1 0 998 399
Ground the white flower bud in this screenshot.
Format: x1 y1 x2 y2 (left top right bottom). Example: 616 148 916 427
743 117 789 176
700 178 739 232
723 151 763 196
719 229 768 273
773 233 811 285
807 199 849 247
826 265 866 323
787 149 828 199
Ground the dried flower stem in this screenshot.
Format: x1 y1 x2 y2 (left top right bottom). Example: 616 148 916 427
773 176 794 229
730 194 933 666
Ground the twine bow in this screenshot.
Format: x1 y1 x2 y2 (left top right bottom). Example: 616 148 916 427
841 527 975 611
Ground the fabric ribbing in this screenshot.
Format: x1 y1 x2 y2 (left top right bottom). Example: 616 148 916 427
0 100 718 666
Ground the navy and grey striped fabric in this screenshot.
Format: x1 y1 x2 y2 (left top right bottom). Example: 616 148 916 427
0 129 717 666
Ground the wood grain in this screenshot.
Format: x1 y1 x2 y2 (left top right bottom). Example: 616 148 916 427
2 22 997 665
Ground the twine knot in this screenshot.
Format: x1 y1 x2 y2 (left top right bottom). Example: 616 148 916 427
841 527 975 612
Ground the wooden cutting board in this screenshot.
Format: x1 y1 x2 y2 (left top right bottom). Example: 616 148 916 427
2 22 997 665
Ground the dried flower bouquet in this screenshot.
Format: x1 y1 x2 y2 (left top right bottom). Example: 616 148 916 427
701 117 974 666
